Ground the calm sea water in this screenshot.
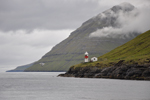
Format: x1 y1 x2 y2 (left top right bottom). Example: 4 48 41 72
0 72 150 100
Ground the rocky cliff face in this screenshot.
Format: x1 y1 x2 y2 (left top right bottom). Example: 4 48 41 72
25 2 140 72
58 60 150 80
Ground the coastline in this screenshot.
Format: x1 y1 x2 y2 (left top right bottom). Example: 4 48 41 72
58 61 150 80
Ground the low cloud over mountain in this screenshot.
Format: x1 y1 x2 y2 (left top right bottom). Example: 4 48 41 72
90 2 150 38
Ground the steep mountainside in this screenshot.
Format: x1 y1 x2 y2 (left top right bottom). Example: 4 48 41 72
98 30 150 64
25 2 140 72
59 30 150 80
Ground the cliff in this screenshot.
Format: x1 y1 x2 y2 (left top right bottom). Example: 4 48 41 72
58 30 150 80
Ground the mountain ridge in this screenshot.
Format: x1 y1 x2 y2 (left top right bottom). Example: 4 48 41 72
24 2 141 72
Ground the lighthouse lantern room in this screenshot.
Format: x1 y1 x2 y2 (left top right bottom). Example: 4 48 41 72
84 51 89 62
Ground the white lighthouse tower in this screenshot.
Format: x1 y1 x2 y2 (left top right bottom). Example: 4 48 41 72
84 51 89 62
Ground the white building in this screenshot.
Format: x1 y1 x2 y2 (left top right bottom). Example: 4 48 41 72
39 63 45 66
91 57 98 62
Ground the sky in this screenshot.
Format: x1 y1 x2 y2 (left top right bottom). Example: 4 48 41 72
0 0 150 72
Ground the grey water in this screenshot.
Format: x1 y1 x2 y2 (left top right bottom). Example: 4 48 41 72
0 72 150 100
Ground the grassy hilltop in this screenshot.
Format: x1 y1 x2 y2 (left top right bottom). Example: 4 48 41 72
73 30 150 68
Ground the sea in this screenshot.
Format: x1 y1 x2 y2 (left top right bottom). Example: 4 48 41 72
0 72 150 100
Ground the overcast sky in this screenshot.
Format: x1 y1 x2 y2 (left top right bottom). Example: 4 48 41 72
0 0 150 72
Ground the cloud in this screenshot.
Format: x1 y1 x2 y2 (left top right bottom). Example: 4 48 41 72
98 0 150 8
90 1 150 38
0 29 72 71
1 0 149 32
0 0 101 31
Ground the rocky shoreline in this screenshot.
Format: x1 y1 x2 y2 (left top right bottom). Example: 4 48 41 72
58 60 150 80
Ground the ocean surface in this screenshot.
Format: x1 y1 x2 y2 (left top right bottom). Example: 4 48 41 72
0 72 150 100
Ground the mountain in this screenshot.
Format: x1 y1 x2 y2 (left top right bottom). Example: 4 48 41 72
25 2 140 72
59 30 150 80
7 62 34 72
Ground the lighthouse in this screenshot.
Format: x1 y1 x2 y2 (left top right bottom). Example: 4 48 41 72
84 51 89 62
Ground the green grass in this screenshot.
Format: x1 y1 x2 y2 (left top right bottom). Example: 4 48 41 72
72 30 150 69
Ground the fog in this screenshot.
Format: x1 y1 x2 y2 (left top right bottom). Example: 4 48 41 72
90 2 150 38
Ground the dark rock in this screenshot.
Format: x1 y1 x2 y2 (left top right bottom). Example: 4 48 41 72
80 67 90 73
76 73 84 77
84 73 95 78
111 67 123 78
101 67 111 73
58 63 150 80
114 60 125 67
67 67 74 74
142 69 150 77
100 69 107 76
94 73 102 78
126 68 142 78
90 67 101 73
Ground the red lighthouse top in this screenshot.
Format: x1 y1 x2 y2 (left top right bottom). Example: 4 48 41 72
84 51 88 58
85 55 88 58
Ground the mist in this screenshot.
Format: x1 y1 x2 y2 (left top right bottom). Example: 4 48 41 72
89 2 150 38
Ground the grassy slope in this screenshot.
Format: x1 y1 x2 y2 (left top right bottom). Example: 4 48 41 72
73 30 150 68
25 39 123 71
